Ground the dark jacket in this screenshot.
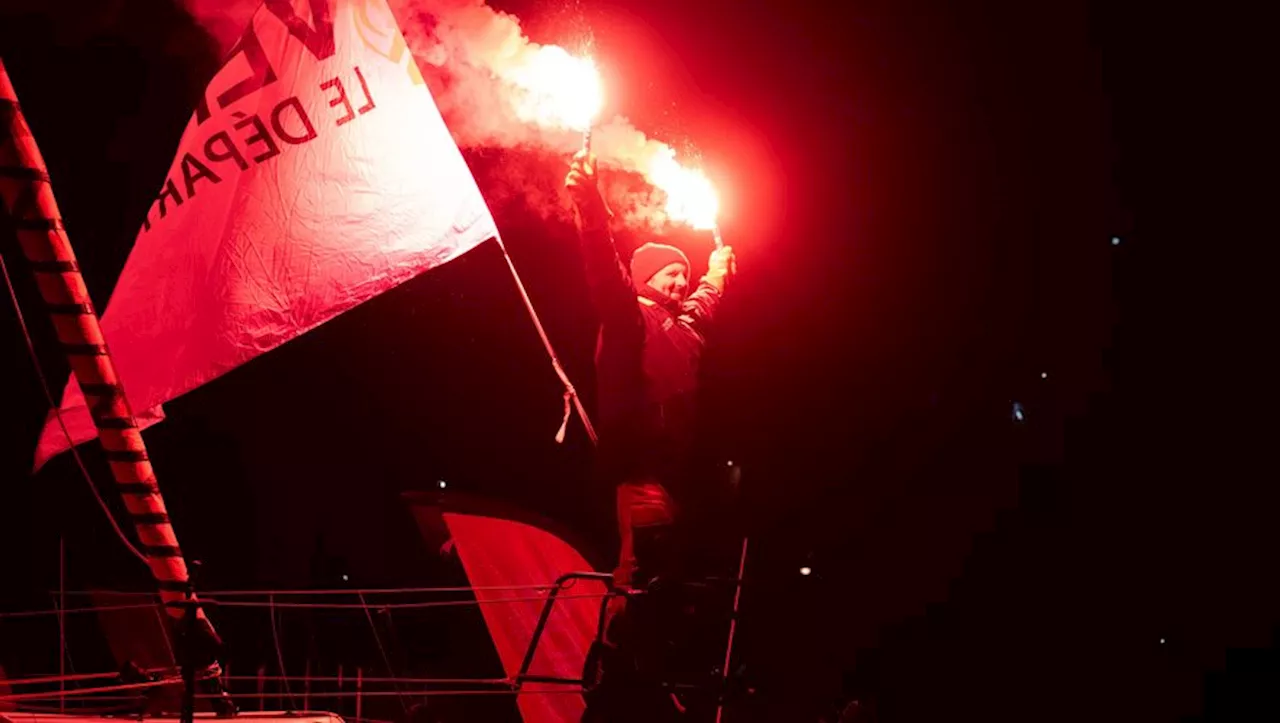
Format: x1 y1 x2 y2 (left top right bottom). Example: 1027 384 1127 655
577 218 724 486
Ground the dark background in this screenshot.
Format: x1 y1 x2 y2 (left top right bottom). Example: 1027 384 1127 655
2 0 1269 721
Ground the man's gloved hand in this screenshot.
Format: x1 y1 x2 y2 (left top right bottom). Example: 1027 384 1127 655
565 150 612 227
705 245 737 292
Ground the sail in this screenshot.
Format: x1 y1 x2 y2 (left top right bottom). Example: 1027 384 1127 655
407 493 607 723
34 0 497 469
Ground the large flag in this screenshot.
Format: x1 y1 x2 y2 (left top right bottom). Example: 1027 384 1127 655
35 0 497 469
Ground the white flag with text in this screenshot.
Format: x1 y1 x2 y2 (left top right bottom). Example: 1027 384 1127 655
36 0 497 469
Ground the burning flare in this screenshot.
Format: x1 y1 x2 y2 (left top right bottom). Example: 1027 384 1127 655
647 149 720 230
177 0 718 232
504 47 603 132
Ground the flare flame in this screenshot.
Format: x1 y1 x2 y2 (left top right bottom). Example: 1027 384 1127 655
647 149 720 230
504 47 603 132
177 0 722 231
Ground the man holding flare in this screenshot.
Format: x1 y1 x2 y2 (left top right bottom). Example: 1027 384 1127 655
566 149 738 721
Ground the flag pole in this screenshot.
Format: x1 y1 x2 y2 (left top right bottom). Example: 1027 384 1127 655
0 57 225 655
491 232 598 446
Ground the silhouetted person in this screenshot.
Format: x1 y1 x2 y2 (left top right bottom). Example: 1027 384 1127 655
566 150 737 721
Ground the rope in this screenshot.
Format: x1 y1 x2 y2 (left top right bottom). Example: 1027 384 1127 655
0 251 149 566
54 582 565 597
202 591 609 610
0 674 514 689
3 583 609 620
7 690 585 703
491 234 598 445
190 689 582 699
1 664 197 688
356 591 408 714
267 594 298 711
0 677 180 702
0 602 160 620
12 701 144 715
0 671 122 686
0 592 612 619
223 675 510 685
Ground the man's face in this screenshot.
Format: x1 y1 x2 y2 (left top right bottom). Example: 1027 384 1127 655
647 262 689 303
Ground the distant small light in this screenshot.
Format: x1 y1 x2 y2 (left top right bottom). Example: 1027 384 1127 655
341 574 349 582
1012 402 1026 423
727 460 734 467
1040 372 1048 380
799 566 812 576
1111 236 1121 246
1159 638 1166 645
438 480 447 489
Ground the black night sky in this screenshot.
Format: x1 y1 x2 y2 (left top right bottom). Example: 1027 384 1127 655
1 0 1270 721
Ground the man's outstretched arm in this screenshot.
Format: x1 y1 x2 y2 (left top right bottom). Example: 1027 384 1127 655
566 151 642 331
680 245 737 331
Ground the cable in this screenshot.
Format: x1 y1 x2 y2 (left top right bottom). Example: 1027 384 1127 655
268 594 298 711
0 590 611 621
223 675 509 685
204 591 608 610
187 689 581 699
14 701 144 715
152 596 177 661
378 602 414 713
357 591 409 714
3 679 589 704
0 251 148 567
0 671 121 686
0 676 180 702
55 582 565 597
0 602 160 620
209 581 562 596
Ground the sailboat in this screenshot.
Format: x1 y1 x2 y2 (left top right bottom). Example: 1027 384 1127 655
0 0 621 721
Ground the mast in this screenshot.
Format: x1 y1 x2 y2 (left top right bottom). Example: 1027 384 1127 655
0 58 223 662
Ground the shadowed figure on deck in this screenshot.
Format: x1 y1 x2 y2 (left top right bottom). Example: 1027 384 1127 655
565 150 738 721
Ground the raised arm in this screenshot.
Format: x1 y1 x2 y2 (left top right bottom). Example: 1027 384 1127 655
678 245 737 332
566 151 642 330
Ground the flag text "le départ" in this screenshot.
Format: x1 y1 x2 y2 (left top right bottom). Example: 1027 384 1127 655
142 66 375 233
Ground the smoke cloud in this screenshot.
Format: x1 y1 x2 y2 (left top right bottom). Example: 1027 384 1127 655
396 0 701 230
179 0 700 231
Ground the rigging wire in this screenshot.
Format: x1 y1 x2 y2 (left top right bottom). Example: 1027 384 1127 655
357 591 410 714
0 602 159 620
0 676 181 702
4 687 584 705
268 593 299 712
223 675 509 685
0 250 148 567
205 591 607 610
54 582 565 597
11 701 144 716
0 590 611 620
1 673 510 689
0 671 121 686
192 689 582 698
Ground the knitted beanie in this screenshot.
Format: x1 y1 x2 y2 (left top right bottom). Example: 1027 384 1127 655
629 242 690 289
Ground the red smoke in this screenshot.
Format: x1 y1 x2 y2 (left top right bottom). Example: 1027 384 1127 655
178 0 719 231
